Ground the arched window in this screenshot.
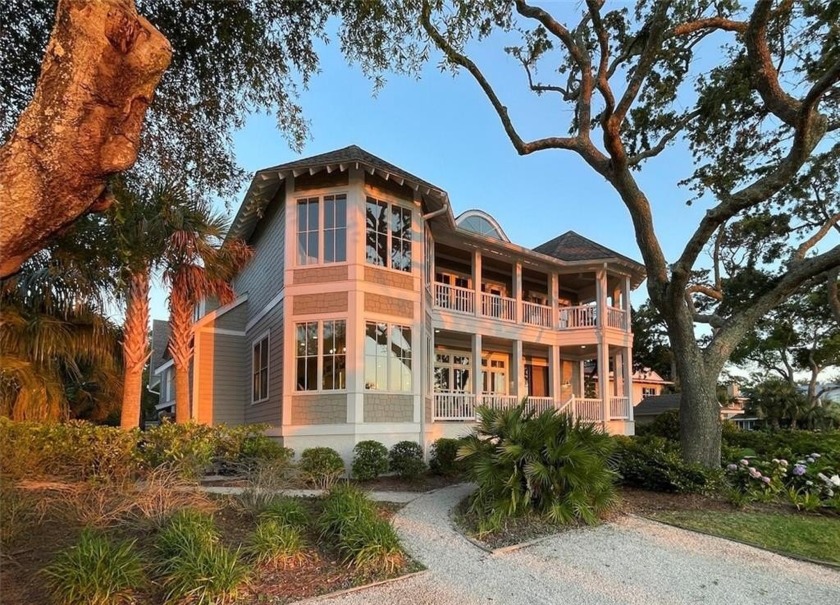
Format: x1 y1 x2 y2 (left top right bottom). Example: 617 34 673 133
455 210 509 242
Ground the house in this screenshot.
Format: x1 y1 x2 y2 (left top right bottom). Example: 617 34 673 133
590 367 672 404
633 393 681 425
150 145 646 459
634 384 758 429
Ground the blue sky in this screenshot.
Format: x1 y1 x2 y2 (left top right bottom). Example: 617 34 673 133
148 20 711 321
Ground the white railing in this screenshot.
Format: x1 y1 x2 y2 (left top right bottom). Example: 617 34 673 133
433 393 477 421
573 397 604 423
527 396 555 414
609 396 632 420
481 394 519 411
434 282 475 315
607 307 628 331
558 305 598 329
522 301 553 328
481 293 516 321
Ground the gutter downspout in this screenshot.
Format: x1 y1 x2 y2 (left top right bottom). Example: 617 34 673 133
421 204 449 221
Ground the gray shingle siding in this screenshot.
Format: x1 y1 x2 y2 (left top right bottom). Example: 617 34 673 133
235 190 285 319
245 303 283 426
209 333 246 425
213 302 248 331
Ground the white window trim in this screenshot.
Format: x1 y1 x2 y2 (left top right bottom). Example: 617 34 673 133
251 331 270 404
294 319 348 393
434 347 473 394
364 193 415 274
294 190 350 268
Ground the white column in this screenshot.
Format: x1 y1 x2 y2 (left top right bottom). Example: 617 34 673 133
549 272 559 329
513 339 524 400
624 346 634 414
597 342 610 422
472 333 482 400
514 262 522 323
596 268 608 329
473 250 482 318
549 345 561 402
623 275 632 331
578 359 586 396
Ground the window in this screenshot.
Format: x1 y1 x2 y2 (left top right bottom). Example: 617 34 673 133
366 197 412 271
252 335 269 402
364 322 412 391
297 194 347 265
482 355 508 394
434 350 472 393
295 321 346 391
642 387 657 399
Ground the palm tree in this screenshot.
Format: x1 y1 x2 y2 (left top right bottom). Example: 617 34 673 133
160 193 252 423
0 220 122 421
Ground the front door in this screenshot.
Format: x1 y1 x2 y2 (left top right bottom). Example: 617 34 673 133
525 364 549 397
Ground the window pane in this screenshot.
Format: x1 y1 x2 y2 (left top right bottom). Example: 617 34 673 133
260 340 268 366
324 230 335 263
334 229 346 263
335 196 346 227
366 198 388 266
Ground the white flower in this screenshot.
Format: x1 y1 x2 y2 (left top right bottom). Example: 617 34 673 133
817 473 829 483
806 481 814 486
812 453 821 459
830 475 840 487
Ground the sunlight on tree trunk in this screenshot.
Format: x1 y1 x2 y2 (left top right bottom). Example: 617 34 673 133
120 270 150 429
0 0 170 278
168 289 193 424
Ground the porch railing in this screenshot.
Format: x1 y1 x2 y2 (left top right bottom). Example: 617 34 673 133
606 307 628 330
557 305 598 329
481 394 519 411
522 301 553 328
433 392 477 421
528 396 555 414
432 393 609 424
434 282 475 315
573 397 604 423
609 396 632 420
481 293 516 322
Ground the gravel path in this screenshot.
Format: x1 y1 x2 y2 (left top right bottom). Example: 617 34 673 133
298 483 840 605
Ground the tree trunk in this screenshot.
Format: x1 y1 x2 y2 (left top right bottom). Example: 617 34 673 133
120 269 150 429
168 288 193 424
0 0 170 278
674 349 722 468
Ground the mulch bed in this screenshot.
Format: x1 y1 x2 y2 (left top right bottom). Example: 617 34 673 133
201 473 462 493
0 487 412 605
614 487 734 516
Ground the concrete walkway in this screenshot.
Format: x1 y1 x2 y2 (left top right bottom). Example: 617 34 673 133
298 483 840 605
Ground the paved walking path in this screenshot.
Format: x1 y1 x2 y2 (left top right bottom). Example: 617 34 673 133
298 483 840 605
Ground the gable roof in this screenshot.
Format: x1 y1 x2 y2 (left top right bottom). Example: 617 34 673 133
533 231 644 272
227 145 449 244
634 393 681 416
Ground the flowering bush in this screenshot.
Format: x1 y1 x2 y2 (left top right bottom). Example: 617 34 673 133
724 451 840 512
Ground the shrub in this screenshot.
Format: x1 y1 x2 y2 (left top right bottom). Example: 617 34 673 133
212 425 292 474
461 406 617 533
238 457 297 513
155 510 250 605
258 497 310 527
44 529 144 605
647 409 681 441
299 447 345 489
429 438 467 477
130 465 215 529
317 484 404 573
389 441 426 480
352 440 389 481
613 435 718 494
139 422 216 479
248 519 306 568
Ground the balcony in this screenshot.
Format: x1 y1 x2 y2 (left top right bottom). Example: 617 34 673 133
432 282 629 331
432 393 631 423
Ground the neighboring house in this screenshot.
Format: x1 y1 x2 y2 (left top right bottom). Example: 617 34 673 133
149 319 175 417
591 368 672 404
635 384 757 429
150 145 646 459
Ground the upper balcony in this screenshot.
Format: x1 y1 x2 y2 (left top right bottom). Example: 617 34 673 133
432 282 629 331
429 242 631 333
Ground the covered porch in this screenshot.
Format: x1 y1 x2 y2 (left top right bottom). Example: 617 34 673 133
429 331 634 430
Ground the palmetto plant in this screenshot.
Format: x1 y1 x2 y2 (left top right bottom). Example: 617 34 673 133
160 192 252 423
0 234 122 421
459 404 618 533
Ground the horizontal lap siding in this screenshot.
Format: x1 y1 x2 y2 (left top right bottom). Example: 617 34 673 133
245 303 283 426
235 192 285 316
208 333 246 426
214 303 248 331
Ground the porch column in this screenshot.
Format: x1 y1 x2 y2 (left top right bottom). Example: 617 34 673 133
623 275 632 332
473 250 482 318
513 261 522 323
624 346 634 415
549 273 559 329
597 342 610 423
578 359 586 396
596 268 608 328
549 345 561 403
513 339 524 401
472 333 482 401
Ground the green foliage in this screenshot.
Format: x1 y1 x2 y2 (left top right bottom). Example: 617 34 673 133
631 302 674 382
43 529 144 605
258 497 310 528
745 379 809 430
722 430 840 465
388 441 426 480
460 406 617 533
299 447 345 489
0 486 37 548
351 440 389 481
317 484 404 573
248 519 306 569
155 509 250 605
647 409 681 441
429 437 467 477
613 435 720 494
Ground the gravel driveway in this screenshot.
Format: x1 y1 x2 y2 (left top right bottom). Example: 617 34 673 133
298 484 840 605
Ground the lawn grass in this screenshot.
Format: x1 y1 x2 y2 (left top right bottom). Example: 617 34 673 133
648 510 840 565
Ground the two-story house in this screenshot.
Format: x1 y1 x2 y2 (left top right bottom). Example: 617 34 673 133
150 145 646 459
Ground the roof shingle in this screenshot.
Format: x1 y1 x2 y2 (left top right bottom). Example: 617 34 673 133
533 230 643 269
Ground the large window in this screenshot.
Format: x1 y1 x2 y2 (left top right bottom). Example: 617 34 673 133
364 322 412 391
252 334 269 402
366 197 412 271
296 320 346 391
434 350 471 393
297 194 347 266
